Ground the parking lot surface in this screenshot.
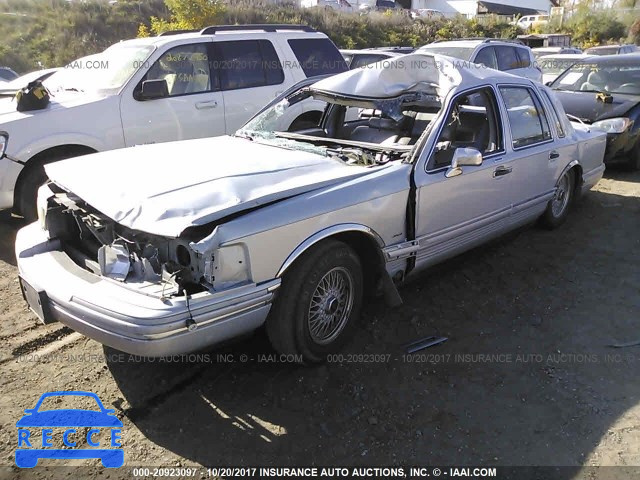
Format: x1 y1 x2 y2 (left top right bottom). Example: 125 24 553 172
0 170 638 478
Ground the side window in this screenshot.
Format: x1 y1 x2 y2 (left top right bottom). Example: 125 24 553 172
539 89 566 138
495 46 520 71
287 38 348 77
499 86 552 148
515 48 531 68
474 47 497 70
430 88 503 170
216 40 284 91
144 44 213 97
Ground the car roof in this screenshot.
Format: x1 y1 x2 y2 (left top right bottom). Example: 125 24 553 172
339 49 398 56
311 52 534 100
573 52 640 63
117 25 327 49
585 45 624 50
422 39 526 49
538 54 593 60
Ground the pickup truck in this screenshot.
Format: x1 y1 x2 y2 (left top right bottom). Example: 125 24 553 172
0 24 347 218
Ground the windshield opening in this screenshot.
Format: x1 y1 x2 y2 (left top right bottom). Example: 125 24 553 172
552 61 640 95
44 44 155 93
236 84 442 166
540 59 577 76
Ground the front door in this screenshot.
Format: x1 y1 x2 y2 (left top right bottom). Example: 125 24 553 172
120 41 226 147
413 87 514 271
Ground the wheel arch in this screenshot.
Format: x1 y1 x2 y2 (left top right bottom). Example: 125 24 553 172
276 224 402 306
559 159 583 199
13 144 97 213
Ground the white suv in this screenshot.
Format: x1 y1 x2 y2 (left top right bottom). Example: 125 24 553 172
419 38 542 83
0 24 347 218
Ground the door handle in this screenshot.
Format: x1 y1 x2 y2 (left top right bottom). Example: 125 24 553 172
549 150 560 160
195 100 218 110
493 165 512 177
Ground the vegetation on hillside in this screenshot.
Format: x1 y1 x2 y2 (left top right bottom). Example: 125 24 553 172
0 0 637 74
538 4 629 48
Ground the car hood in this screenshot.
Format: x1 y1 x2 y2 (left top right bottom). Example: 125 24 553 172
16 410 123 428
0 90 106 123
46 135 380 238
553 90 640 123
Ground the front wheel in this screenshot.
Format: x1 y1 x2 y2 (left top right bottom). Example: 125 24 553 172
539 169 575 229
266 239 363 364
626 140 640 171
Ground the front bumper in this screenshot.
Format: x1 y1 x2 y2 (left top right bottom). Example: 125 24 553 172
15 223 279 357
603 130 638 164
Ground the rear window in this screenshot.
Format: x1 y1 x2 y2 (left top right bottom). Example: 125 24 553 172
585 47 618 56
421 45 476 61
515 48 531 68
288 38 348 77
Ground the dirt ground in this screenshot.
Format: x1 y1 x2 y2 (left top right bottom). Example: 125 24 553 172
0 169 638 479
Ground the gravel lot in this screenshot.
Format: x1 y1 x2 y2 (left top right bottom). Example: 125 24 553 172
0 170 638 479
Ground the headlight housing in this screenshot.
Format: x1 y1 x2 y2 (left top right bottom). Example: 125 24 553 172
591 117 633 134
205 244 250 290
0 131 8 158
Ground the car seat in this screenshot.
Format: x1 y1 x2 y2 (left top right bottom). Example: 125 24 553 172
581 71 606 91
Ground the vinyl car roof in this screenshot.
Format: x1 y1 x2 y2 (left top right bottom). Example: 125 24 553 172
310 52 535 100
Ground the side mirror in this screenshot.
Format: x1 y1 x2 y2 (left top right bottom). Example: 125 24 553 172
138 79 168 100
445 147 483 178
545 81 553 87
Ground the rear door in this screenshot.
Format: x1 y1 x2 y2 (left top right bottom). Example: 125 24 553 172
496 85 557 224
473 46 498 70
214 39 287 133
120 41 226 147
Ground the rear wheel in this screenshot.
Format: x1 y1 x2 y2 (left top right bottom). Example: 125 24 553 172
539 169 575 229
266 239 363 364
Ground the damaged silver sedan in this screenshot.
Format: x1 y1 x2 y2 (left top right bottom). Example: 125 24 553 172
15 54 607 362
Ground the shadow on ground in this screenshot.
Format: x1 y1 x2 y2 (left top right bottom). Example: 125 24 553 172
0 211 23 266
104 184 640 471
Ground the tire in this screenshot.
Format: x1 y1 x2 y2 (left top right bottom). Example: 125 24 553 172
626 140 640 171
17 150 91 221
539 168 576 230
17 162 48 222
266 239 363 364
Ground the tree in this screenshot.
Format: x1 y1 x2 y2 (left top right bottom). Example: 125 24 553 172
145 0 226 35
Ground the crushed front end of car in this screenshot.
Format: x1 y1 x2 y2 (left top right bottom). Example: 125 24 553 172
16 182 280 357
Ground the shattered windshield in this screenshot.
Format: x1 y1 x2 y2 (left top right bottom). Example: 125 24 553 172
236 83 442 166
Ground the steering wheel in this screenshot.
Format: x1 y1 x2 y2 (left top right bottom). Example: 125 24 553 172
617 83 640 93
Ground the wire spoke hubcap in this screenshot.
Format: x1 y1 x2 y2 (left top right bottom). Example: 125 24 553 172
552 173 570 218
308 267 354 345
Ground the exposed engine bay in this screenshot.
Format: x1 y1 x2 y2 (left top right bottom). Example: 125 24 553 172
43 183 211 297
